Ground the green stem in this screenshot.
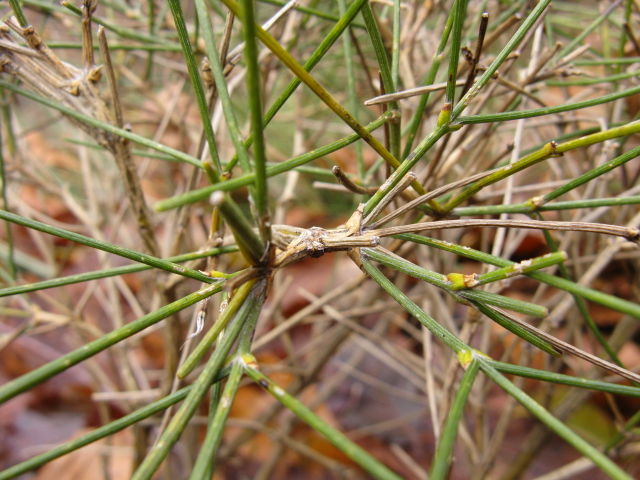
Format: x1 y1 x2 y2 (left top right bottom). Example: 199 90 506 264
480 360 634 479
189 361 243 479
0 209 216 283
226 0 370 172
244 364 404 480
430 356 480 480
445 0 467 106
130 280 266 480
362 257 468 353
0 246 238 298
219 0 406 179
0 80 202 167
8 0 29 27
452 196 640 216
456 85 640 125
0 282 223 404
238 0 270 239
167 0 221 173
396 233 640 319
178 279 256 379
452 0 553 120
155 113 392 212
0 94 16 280
361 3 401 160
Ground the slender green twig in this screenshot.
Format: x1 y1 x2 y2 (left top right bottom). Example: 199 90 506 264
219 0 413 185
362 257 468 353
430 356 480 480
452 196 640 216
130 280 266 480
225 0 370 172
455 85 640 125
167 0 221 174
244 361 404 480
177 279 256 379
0 246 238 298
0 209 216 283
194 0 253 174
396 233 640 319
0 97 16 280
479 360 634 479
238 0 270 240
401 9 454 159
155 113 392 212
361 2 401 160
0 80 202 167
0 282 223 404
452 0 552 120
8 0 29 27
488 360 640 396
190 361 244 479
445 0 468 108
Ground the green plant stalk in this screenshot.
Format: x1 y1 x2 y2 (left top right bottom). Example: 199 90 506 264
396 233 640 319
0 99 16 280
445 0 467 106
467 251 568 288
402 12 453 159
0 246 238 298
479 359 634 479
0 80 202 167
178 279 256 379
155 112 392 212
362 258 468 353
555 0 621 60
190 306 260 478
167 0 221 174
487 361 640 397
575 57 640 65
361 3 401 161
391 0 400 91
0 209 217 283
363 125 448 217
442 141 561 212
430 356 480 480
238 0 270 239
203 380 222 480
8 0 29 27
0 282 223 404
471 301 560 356
219 0 415 186
363 246 547 318
456 289 547 318
244 364 404 480
189 360 244 480
455 85 640 125
535 216 625 369
545 70 640 86
337 0 364 179
194 0 253 175
442 118 640 212
226 0 370 172
201 167 264 265
452 0 552 120
452 196 640 216
542 145 640 204
131 280 267 480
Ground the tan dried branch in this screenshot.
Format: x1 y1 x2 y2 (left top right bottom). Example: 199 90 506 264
0 18 159 255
